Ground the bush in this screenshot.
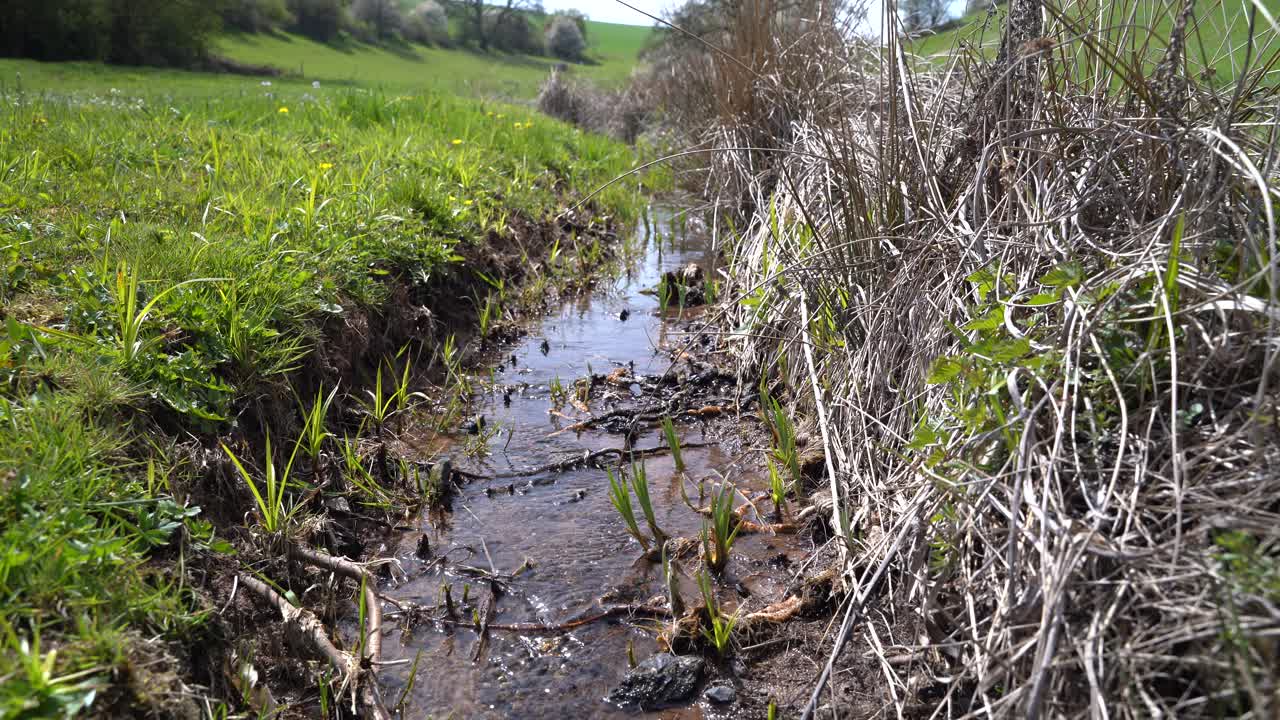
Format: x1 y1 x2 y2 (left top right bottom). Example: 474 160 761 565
350 0 403 40
544 15 586 62
221 0 292 33
287 0 350 42
405 0 449 46
483 8 537 53
0 0 221 67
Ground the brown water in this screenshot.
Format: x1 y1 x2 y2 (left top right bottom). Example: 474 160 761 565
377 208 805 719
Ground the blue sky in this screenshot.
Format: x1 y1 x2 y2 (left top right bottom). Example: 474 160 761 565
540 0 673 26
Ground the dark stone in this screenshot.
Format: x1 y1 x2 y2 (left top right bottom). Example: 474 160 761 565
705 683 736 705
606 654 704 709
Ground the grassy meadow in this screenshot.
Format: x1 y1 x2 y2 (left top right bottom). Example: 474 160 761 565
217 18 653 98
0 44 649 716
913 0 1280 80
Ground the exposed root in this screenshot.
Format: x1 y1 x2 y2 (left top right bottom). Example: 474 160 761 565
238 573 388 720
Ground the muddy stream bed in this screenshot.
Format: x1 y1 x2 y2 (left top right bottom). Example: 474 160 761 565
367 209 816 718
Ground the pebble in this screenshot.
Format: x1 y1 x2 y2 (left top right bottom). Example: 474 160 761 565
705 683 736 705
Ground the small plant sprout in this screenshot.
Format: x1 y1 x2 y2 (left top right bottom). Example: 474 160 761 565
662 542 685 622
629 461 666 545
222 430 303 534
296 384 339 471
607 467 649 551
767 456 787 518
660 416 685 472
763 388 800 482
697 570 737 657
110 260 222 364
701 483 743 573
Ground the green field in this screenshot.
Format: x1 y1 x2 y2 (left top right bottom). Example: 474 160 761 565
0 34 649 716
912 0 1280 80
217 17 652 98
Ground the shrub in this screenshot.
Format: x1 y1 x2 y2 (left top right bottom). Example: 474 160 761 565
404 0 449 46
483 8 537 53
287 0 350 42
351 0 404 40
544 14 586 61
221 0 292 33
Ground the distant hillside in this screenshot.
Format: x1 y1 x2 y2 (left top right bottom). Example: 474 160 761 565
218 17 651 98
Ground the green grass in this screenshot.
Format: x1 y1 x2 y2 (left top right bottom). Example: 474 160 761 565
912 0 1280 81
0 52 647 715
215 18 652 98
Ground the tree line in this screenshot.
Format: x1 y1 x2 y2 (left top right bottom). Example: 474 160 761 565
0 0 591 69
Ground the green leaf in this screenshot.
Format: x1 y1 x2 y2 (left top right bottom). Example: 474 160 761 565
963 307 1004 331
1027 291 1060 306
988 338 1031 363
926 356 964 384
1039 261 1084 288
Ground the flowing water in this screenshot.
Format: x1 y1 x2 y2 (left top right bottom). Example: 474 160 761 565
377 209 807 718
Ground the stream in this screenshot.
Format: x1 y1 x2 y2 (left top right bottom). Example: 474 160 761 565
377 208 808 718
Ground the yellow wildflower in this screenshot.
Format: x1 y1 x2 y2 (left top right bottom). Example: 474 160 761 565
463 199 473 206
319 162 333 170
486 111 495 117
278 106 289 114
451 138 463 145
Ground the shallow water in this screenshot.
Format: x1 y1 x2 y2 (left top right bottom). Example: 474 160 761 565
377 209 806 718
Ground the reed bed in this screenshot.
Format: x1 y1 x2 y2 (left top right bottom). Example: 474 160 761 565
650 0 1280 715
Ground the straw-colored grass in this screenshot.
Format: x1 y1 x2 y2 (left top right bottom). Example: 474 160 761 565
646 0 1280 715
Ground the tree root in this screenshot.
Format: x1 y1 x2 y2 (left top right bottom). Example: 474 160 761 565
285 543 391 720
238 573 389 720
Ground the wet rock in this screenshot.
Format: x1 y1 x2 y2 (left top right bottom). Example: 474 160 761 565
461 416 485 434
705 683 736 705
619 308 630 322
415 534 431 559
539 338 551 355
606 654 704 709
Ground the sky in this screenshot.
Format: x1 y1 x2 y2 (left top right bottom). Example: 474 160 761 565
539 0 970 34
540 0 674 26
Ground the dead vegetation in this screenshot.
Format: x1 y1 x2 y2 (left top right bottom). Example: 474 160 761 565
643 0 1280 716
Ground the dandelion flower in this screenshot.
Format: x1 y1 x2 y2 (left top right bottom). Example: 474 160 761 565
464 199 473 206
319 162 333 170
278 106 289 114
451 138 463 145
